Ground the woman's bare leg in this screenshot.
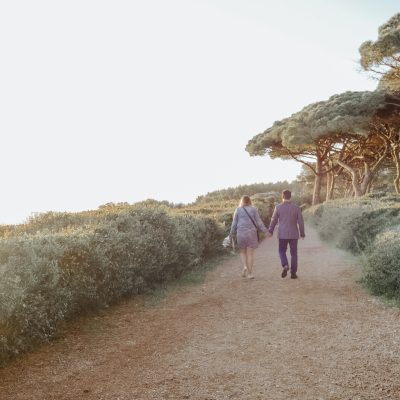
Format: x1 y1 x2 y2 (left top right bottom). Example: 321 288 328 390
246 247 255 276
240 248 248 276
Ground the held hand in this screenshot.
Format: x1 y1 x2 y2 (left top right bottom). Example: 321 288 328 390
266 232 273 238
300 236 305 240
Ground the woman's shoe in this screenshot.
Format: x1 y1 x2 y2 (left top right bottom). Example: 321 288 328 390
242 267 248 277
247 273 254 279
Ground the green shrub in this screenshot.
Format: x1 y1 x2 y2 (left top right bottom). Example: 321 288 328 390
362 229 400 301
252 196 276 228
0 206 224 366
0 234 70 363
0 188 274 366
306 194 400 303
306 196 400 253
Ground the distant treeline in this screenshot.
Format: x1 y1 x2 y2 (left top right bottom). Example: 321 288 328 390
195 181 292 203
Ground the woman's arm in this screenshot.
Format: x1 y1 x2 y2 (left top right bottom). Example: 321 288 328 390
254 208 268 233
229 208 239 238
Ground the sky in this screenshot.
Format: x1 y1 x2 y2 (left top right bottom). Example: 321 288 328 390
0 0 399 224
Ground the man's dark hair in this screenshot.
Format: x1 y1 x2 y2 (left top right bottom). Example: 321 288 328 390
282 190 291 200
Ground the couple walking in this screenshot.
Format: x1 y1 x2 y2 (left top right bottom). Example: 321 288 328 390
228 190 305 279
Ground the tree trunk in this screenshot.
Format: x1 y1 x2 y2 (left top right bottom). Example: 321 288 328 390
360 162 372 195
312 155 323 205
395 175 400 194
392 147 400 194
312 174 322 205
325 171 335 201
337 160 363 197
325 172 331 201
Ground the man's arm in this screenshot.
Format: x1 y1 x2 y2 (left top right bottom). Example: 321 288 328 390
268 206 279 235
298 207 305 238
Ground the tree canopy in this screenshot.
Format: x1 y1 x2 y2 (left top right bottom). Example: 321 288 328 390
247 91 387 156
246 91 388 204
359 13 400 91
247 13 400 204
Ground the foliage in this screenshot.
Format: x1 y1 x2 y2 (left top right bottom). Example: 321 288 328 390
362 228 400 301
174 197 279 246
307 195 400 302
306 195 400 253
245 90 390 204
0 205 224 366
246 91 386 156
359 13 400 91
0 182 279 367
194 182 291 204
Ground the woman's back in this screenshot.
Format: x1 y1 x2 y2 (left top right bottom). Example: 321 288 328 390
235 206 259 231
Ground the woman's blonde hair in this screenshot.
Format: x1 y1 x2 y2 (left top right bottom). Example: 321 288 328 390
239 195 252 207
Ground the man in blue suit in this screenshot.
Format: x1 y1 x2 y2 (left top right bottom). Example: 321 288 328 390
267 190 305 279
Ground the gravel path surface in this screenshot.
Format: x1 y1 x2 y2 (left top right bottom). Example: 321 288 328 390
1 227 400 400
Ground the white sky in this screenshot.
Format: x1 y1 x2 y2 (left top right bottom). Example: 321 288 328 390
1 0 399 224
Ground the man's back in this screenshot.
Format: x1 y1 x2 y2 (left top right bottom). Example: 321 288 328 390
269 201 305 239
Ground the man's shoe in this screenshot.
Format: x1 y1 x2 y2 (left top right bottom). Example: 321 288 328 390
281 266 289 278
291 273 298 279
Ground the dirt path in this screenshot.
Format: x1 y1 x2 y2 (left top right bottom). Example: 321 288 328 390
1 227 400 400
